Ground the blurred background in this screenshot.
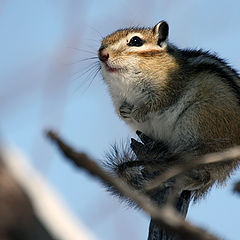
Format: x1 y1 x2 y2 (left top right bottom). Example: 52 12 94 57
1 0 240 239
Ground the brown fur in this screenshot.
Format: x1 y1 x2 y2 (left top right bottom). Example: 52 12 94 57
99 22 240 200
102 28 156 46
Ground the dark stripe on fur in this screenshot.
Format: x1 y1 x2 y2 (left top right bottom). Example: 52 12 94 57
168 46 240 105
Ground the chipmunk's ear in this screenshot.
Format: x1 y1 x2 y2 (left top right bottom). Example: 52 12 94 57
152 21 169 47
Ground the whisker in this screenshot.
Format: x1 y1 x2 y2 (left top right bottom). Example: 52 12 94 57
85 38 102 44
85 44 100 53
67 47 97 55
84 66 99 87
84 67 101 90
73 63 101 93
89 64 101 80
85 63 100 80
67 56 99 66
72 62 99 81
73 62 97 80
88 26 104 40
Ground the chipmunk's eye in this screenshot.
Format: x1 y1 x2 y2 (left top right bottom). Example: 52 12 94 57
128 36 144 47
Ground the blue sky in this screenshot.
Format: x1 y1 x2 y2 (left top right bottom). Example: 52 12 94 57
1 1 240 239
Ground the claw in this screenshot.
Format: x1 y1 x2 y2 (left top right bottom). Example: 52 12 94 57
130 138 144 154
136 130 142 136
136 130 153 144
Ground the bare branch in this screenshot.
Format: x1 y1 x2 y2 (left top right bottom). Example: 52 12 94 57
145 146 240 191
47 130 220 240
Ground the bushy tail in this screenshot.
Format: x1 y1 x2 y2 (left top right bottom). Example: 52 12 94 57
102 131 189 205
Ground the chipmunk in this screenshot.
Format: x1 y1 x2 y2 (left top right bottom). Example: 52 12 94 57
98 20 240 200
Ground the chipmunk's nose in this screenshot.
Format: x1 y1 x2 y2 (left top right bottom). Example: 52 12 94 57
98 47 109 62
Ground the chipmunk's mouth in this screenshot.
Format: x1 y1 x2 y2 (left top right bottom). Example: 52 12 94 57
103 62 122 73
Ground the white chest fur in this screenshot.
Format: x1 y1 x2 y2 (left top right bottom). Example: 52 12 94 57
101 67 197 149
101 67 142 107
128 104 184 145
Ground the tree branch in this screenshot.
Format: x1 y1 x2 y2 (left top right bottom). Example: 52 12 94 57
145 146 240 191
47 130 219 240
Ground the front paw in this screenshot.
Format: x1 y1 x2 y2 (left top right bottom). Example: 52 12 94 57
130 131 170 160
119 102 133 119
131 108 146 122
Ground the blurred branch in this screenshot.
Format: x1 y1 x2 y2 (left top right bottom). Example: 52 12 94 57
47 130 220 240
0 146 95 240
145 146 240 191
0 152 57 240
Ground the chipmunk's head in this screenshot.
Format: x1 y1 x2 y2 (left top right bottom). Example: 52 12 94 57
98 21 178 88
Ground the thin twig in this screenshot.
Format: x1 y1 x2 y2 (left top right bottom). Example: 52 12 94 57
47 130 219 240
145 146 240 191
